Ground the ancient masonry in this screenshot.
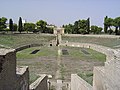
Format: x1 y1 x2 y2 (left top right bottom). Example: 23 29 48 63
67 43 120 90
0 49 48 90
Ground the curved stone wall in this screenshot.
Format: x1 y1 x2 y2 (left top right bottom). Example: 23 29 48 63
15 44 43 52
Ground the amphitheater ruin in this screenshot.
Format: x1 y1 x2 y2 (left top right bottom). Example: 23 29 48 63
0 28 120 90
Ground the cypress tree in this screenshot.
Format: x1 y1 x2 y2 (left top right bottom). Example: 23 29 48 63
18 17 23 33
9 19 13 32
104 16 108 33
86 18 90 34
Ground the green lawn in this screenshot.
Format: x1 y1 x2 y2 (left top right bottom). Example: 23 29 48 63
61 46 106 62
17 46 58 59
62 36 120 48
78 71 93 85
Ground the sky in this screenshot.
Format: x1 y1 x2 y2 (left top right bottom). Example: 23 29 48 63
0 0 120 27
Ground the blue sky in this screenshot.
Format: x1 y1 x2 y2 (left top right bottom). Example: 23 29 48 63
0 0 120 27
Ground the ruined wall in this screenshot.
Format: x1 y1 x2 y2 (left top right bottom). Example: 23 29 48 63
67 42 120 90
29 74 48 90
93 49 120 90
93 67 105 90
104 58 120 90
71 74 93 90
16 66 29 90
0 49 17 90
0 49 30 90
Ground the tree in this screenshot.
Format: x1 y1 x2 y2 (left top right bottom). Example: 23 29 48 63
18 17 23 33
114 17 120 35
24 23 35 33
13 24 17 31
36 20 47 33
78 20 88 34
91 25 102 34
0 17 7 31
104 16 108 33
9 19 13 32
64 24 73 34
73 21 79 34
46 27 53 34
86 18 90 34
104 17 113 34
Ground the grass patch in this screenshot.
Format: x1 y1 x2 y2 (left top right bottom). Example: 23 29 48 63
29 73 40 84
78 71 93 85
61 46 106 62
0 34 55 48
17 46 57 59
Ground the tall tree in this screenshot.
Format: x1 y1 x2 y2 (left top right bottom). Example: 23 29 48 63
104 16 108 33
9 19 13 32
0 17 7 31
73 21 79 34
18 17 23 33
86 18 90 34
104 17 113 34
114 17 120 35
78 20 87 34
36 20 47 33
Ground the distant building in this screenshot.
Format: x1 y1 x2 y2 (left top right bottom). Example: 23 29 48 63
22 19 27 23
46 24 56 28
54 27 64 35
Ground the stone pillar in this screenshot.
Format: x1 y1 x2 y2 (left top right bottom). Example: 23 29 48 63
0 49 16 90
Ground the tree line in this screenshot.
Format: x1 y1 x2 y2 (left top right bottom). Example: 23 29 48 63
104 16 120 35
0 16 120 35
63 18 103 34
0 17 54 34
63 16 120 35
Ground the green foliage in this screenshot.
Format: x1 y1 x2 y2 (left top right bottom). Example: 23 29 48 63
114 17 120 35
91 25 103 34
17 46 57 59
45 27 53 34
78 71 93 85
63 18 90 34
13 24 17 31
63 24 73 34
104 17 113 30
9 19 13 32
36 20 47 33
104 16 108 33
86 18 90 33
0 17 7 31
29 73 39 84
104 16 120 35
79 28 86 34
18 17 23 33
24 23 35 33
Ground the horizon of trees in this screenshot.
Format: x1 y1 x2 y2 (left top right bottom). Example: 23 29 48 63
0 16 120 35
104 16 120 35
0 17 54 34
63 18 104 34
